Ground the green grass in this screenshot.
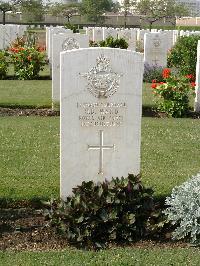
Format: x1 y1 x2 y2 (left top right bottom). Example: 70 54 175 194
0 80 51 108
1 247 200 265
0 116 199 200
0 117 59 200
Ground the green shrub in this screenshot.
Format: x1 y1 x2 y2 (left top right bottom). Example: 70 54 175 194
167 35 200 76
99 37 128 49
44 175 155 249
9 46 46 80
0 50 8 79
151 69 195 117
164 173 200 245
64 23 79 33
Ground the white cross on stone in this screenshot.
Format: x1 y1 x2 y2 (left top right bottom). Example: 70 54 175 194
88 130 115 174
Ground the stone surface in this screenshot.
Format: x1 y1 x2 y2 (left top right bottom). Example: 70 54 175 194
52 32 89 104
47 27 72 63
103 27 118 40
118 29 137 51
144 32 169 67
93 27 103 42
60 48 144 198
195 40 200 112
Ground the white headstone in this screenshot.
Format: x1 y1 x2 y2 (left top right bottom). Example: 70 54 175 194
137 29 149 51
60 48 144 198
118 29 137 51
48 27 72 63
93 27 103 42
195 40 200 112
144 32 169 67
86 27 93 41
103 27 118 40
52 33 89 104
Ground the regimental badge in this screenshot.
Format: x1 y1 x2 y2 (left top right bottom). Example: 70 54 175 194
80 54 122 99
62 37 80 51
153 37 161 48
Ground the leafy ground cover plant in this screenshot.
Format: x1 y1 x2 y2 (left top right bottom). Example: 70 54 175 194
151 68 195 117
164 173 200 245
143 63 164 83
0 50 9 79
167 35 200 76
99 36 128 49
44 174 155 249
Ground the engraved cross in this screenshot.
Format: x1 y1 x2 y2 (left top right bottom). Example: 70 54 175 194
152 57 159 65
88 130 115 174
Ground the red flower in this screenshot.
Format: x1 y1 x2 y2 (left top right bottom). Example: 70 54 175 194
191 82 196 87
162 68 171 79
151 83 157 89
186 74 194 80
152 79 157 83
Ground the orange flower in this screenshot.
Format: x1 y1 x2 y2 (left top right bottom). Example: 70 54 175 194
151 83 157 89
162 68 171 79
27 56 32 61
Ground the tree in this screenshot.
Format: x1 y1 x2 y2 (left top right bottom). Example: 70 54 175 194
0 1 14 25
18 0 45 23
48 2 80 23
136 0 189 30
80 0 113 24
121 0 136 28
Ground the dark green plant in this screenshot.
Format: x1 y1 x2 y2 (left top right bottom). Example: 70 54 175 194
64 23 79 33
99 37 128 49
44 175 155 249
167 35 200 76
0 50 8 79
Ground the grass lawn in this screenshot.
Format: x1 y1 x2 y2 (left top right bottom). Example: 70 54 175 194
0 80 51 108
0 116 199 200
0 80 199 262
0 247 200 265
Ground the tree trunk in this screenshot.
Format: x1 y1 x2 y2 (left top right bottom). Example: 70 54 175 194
3 11 6 25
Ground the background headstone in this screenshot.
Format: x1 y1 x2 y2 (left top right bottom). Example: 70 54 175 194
195 40 200 112
144 32 169 67
52 32 89 104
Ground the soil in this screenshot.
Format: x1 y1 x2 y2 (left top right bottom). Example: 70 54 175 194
0 206 189 251
0 106 199 119
0 107 59 117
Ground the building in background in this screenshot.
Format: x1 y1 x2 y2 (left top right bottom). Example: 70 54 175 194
176 0 200 16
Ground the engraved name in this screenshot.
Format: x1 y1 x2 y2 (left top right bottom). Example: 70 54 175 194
77 102 127 127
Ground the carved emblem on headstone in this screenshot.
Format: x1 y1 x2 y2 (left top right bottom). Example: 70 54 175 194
80 54 122 99
62 37 80 51
153 37 161 48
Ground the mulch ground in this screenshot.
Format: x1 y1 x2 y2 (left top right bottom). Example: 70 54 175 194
0 107 59 117
0 106 200 119
0 207 189 251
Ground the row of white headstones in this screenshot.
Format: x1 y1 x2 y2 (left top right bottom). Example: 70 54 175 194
46 27 200 199
0 24 27 50
47 26 200 113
